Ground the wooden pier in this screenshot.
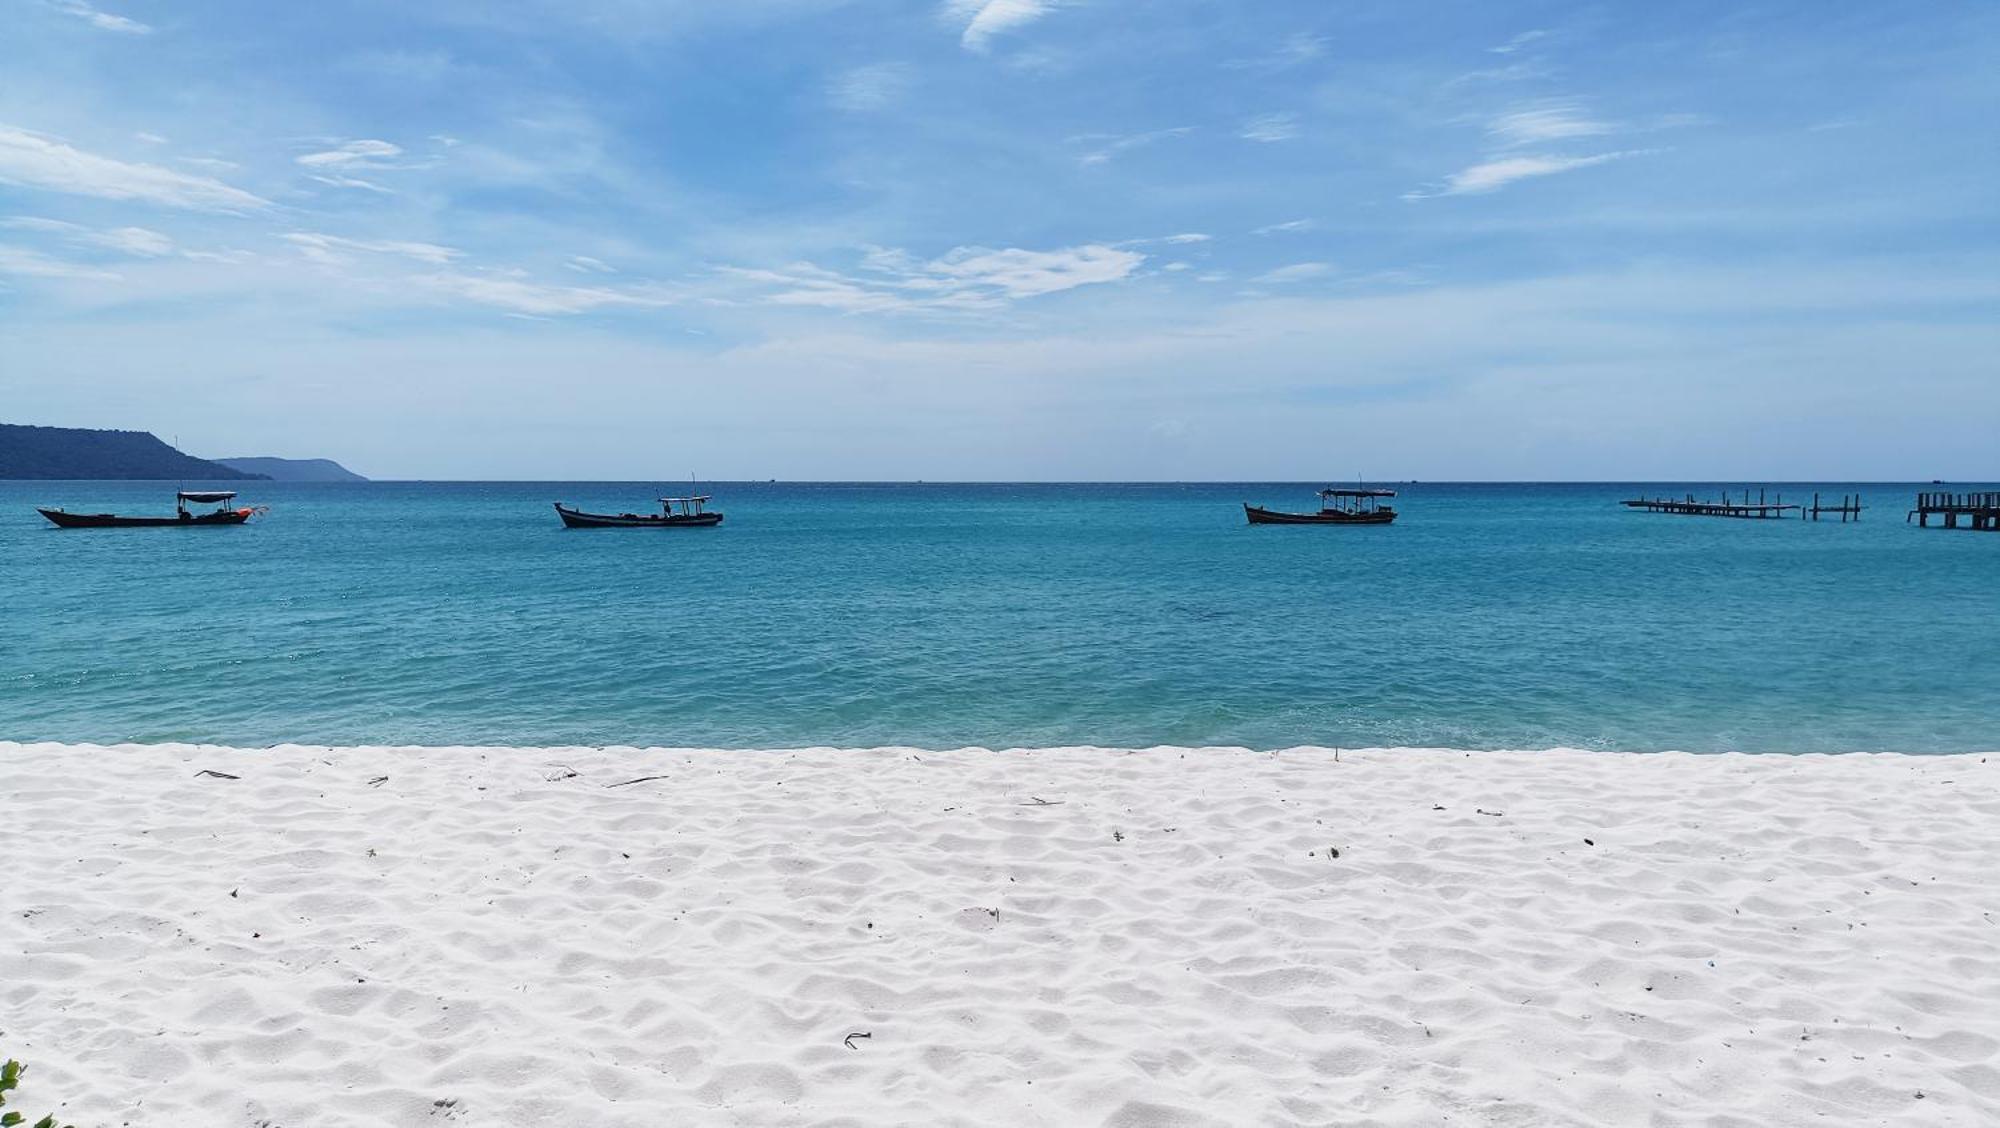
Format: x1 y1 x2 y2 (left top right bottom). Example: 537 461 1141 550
1908 491 2000 531
1622 489 1798 519
1805 493 1864 522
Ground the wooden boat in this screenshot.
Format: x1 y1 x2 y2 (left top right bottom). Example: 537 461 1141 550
555 495 724 528
38 490 259 528
1244 488 1397 525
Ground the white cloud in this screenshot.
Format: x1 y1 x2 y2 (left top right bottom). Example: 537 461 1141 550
0 125 267 212
1252 219 1315 235
566 255 617 274
830 64 913 112
1412 152 1642 198
1487 103 1612 147
1240 113 1300 143
420 271 677 316
946 0 1057 52
731 242 1145 313
1489 29 1547 54
1162 233 1211 245
93 226 174 255
134 131 168 144
308 173 394 193
48 0 150 34
1162 262 1192 271
0 245 121 279
1073 126 1192 166
1446 60 1552 88
296 139 404 168
285 232 462 266
1254 262 1332 284
930 244 1143 298
2 215 173 256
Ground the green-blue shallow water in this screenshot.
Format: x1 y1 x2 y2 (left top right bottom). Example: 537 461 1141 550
2 481 1994 752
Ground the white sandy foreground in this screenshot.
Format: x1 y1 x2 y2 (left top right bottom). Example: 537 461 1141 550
3 745 1997 1127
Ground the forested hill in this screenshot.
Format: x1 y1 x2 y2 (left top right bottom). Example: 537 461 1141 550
0 424 268 480
216 456 368 482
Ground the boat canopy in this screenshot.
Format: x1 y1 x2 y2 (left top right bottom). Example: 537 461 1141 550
658 495 711 503
1320 488 1396 498
177 491 237 503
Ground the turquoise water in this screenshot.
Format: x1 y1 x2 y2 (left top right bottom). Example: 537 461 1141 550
2 481 1994 752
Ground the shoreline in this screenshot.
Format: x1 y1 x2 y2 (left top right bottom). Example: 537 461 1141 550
5 743 1996 1126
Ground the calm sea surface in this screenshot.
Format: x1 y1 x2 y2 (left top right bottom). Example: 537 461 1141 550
1 481 1994 752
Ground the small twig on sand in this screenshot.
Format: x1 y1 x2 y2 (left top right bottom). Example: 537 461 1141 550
1475 808 1503 817
194 769 239 780
366 776 389 787
843 1031 872 1050
606 775 671 789
1021 796 1065 806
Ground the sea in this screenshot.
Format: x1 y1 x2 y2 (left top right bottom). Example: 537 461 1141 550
2 480 1994 753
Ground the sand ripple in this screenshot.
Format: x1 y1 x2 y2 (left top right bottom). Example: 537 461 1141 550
2 744 1996 1126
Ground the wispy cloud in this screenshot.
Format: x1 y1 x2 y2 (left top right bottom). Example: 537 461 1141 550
47 0 150 35
1446 60 1552 88
1072 126 1193 166
0 124 267 211
1410 100 1675 198
2 216 172 256
1253 262 1332 284
308 173 394 194
0 244 122 279
419 271 678 316
1487 102 1612 147
731 242 1144 313
565 255 616 274
1252 218 1315 235
946 0 1057 52
930 244 1143 297
284 232 462 266
1240 113 1300 143
1409 152 1641 198
296 139 404 169
830 64 913 112
1224 32 1327 72
1489 29 1547 55
1162 233 1211 245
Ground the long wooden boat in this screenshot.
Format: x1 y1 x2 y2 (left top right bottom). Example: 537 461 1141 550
1244 487 1398 525
38 491 258 528
555 495 723 528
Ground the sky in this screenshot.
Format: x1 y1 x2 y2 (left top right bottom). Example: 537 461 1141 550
0 0 1995 480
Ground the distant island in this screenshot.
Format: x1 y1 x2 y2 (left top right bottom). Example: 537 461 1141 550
0 423 266 480
216 457 368 482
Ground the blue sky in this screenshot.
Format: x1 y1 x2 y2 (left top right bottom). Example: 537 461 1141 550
1 1 1995 479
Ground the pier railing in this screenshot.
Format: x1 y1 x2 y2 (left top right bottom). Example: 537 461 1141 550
1913 492 2000 511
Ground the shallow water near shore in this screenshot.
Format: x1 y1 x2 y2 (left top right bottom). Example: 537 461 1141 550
2 480 1994 752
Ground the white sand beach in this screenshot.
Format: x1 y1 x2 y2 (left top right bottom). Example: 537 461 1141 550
3 743 1996 1127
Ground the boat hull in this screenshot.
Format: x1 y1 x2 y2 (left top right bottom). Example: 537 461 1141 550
38 508 252 528
555 503 724 528
1244 504 1396 526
